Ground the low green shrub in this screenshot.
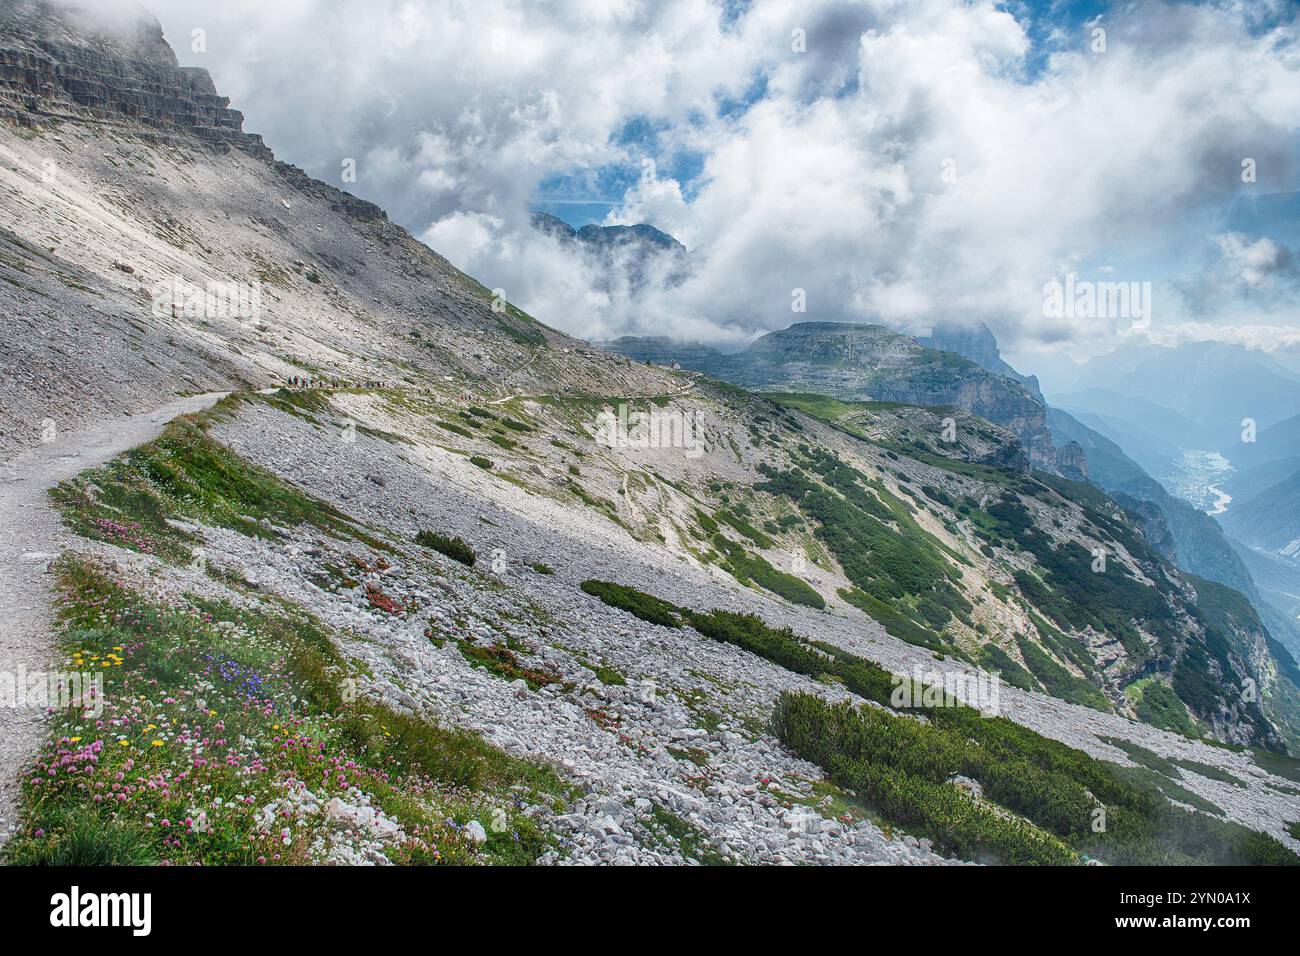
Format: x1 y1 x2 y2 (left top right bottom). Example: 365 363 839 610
772 693 1076 865
1133 681 1196 736
1015 635 1111 712
712 535 825 609
579 580 1297 867
580 580 682 628
436 420 474 439
977 644 1039 692
416 530 477 566
717 510 774 549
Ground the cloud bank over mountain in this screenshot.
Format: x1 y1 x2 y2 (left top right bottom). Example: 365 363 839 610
141 0 1300 358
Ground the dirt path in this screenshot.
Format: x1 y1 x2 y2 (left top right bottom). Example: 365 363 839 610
0 392 227 847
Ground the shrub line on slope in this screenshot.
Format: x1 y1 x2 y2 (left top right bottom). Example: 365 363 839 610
579 578 1298 866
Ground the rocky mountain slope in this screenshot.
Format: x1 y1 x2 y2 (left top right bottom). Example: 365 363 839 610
932 324 1300 670
1049 390 1204 483
1 1 1297 865
0 0 672 461
1222 468 1300 560
606 322 1086 477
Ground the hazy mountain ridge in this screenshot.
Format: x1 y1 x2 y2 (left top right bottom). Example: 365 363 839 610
1062 340 1300 436
1043 339 1300 664
1222 468 1300 556
1223 411 1300 508
1049 343 1300 522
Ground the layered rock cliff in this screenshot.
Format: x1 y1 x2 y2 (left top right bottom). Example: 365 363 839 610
0 0 395 224
2 0 1299 864
0 0 268 153
921 319 1044 398
607 322 1077 475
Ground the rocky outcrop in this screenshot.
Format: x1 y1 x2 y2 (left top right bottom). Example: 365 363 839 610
1056 440 1089 481
0 0 269 155
607 322 1077 474
922 320 1043 399
977 437 1030 474
1116 493 1178 562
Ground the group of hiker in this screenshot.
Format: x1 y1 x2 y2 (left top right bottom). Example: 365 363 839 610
283 375 395 390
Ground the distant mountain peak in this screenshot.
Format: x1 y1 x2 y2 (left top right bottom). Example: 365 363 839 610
921 320 1042 398
530 211 685 254
529 211 689 292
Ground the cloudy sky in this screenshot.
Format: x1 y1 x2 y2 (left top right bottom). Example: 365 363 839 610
138 0 1300 379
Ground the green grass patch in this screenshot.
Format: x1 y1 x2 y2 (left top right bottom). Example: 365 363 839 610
456 641 558 691
49 414 389 564
436 420 475 439
6 557 569 866
643 804 731 865
839 587 954 657
711 535 825 609
977 644 1039 692
1132 681 1196 737
716 509 774 549
592 664 627 686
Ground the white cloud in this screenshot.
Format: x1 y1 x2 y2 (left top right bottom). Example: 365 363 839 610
1130 322 1300 352
140 0 1300 354
1214 233 1297 289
